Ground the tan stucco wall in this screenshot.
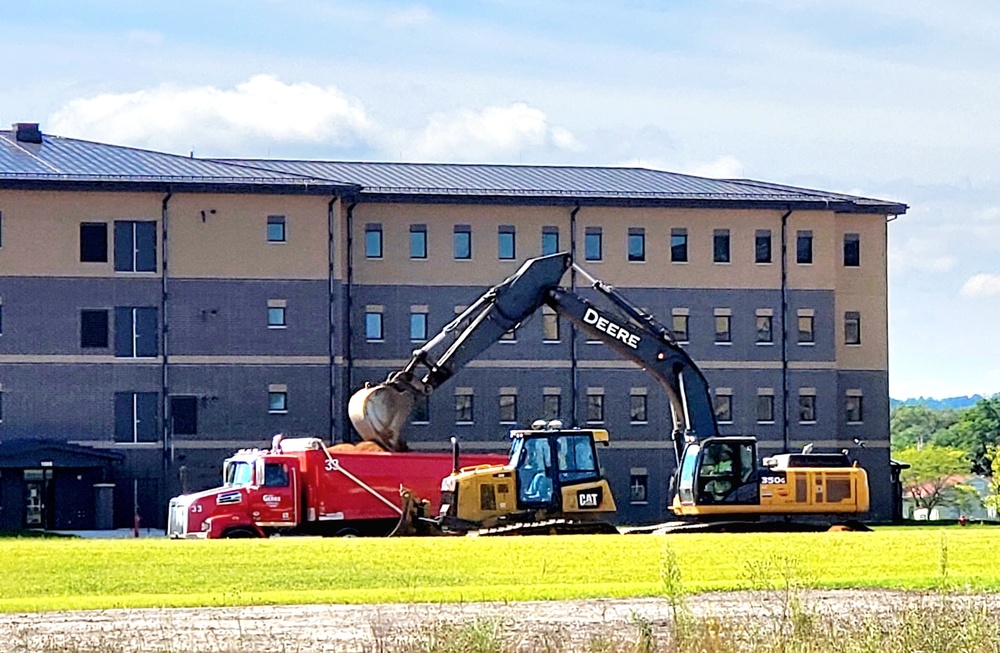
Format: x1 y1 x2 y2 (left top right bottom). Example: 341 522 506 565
834 213 889 371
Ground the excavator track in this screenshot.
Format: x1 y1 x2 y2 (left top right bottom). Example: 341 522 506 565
467 519 619 537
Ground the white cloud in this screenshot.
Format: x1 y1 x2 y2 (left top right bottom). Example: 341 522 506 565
407 102 582 161
48 75 374 155
888 237 956 275
961 273 1000 298
617 155 745 179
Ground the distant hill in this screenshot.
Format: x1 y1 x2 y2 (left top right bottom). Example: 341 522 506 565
890 395 987 410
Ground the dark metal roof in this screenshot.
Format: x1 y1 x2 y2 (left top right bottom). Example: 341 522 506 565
0 131 357 194
0 130 906 214
221 159 908 214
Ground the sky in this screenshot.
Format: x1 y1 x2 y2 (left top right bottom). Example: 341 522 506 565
3 0 1000 399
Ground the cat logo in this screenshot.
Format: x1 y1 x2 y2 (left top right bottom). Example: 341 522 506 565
576 487 603 509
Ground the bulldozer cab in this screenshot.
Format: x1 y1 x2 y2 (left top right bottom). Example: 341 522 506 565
509 428 607 511
676 437 761 506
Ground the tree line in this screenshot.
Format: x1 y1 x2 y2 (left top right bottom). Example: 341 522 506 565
891 397 1000 516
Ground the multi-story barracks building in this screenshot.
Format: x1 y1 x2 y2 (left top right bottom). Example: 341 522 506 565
0 123 906 530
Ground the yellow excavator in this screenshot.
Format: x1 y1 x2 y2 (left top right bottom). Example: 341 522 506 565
349 253 869 534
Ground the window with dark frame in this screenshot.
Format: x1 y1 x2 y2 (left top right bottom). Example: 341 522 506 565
714 394 733 423
411 395 430 423
81 309 109 348
498 225 516 260
586 394 604 423
454 225 472 260
365 312 383 341
756 314 773 344
670 228 688 262
80 223 108 262
410 224 427 259
499 393 517 423
628 228 645 262
114 221 156 272
755 229 772 263
170 396 198 435
542 227 559 255
796 230 813 264
410 312 428 341
543 393 561 421
798 314 815 344
455 393 474 423
846 394 864 423
267 215 286 243
268 306 286 328
845 311 861 345
713 229 731 263
630 394 647 423
542 308 559 342
672 313 689 342
114 392 159 443
757 394 775 423
365 223 383 258
585 227 602 261
714 313 731 343
629 473 649 504
268 391 288 413
798 394 816 423
114 307 158 358
844 233 860 267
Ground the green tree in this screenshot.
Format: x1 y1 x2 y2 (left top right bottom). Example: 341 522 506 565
890 405 960 450
896 445 971 514
935 397 1000 475
986 445 1000 514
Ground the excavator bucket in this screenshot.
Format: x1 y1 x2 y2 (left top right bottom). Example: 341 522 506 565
348 383 415 452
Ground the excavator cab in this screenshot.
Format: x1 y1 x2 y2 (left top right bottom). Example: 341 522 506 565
675 437 761 508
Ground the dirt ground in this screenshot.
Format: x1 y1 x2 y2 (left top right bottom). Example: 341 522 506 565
4 590 999 653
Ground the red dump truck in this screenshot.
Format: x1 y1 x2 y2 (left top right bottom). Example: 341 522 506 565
167 437 505 538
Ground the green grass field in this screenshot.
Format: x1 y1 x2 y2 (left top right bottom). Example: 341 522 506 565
1 527 997 613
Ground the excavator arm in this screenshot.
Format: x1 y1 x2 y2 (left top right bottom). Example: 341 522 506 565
348 252 719 460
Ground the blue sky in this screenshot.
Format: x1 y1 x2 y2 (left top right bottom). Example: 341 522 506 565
4 0 1000 399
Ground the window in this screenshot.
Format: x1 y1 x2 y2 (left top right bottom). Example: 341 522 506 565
844 311 861 345
714 391 733 424
756 392 775 423
267 215 286 243
365 311 383 341
170 396 197 435
365 223 383 258
542 227 559 255
630 391 648 423
630 471 649 504
556 433 599 483
714 310 731 344
755 230 772 263
846 392 863 424
455 392 474 423
268 391 288 414
114 392 159 443
80 223 108 262
671 228 688 262
756 311 773 344
542 307 559 342
454 225 472 260
114 221 156 272
114 307 158 358
499 391 517 423
628 228 645 262
713 229 730 263
410 224 427 259
411 395 430 423
796 230 813 264
798 391 816 423
797 311 815 344
263 463 289 487
844 233 860 267
586 390 604 423
672 311 689 342
268 306 286 328
80 309 109 348
543 392 561 421
410 311 428 341
585 227 602 261
498 225 516 260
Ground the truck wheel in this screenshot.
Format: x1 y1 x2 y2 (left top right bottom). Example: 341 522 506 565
335 528 361 538
222 527 259 539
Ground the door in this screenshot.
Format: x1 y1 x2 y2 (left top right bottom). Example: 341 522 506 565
250 460 298 526
25 482 44 527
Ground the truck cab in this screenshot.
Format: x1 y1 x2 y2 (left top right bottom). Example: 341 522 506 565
168 450 300 538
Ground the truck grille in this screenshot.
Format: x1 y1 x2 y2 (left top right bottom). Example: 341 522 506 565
167 500 187 538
